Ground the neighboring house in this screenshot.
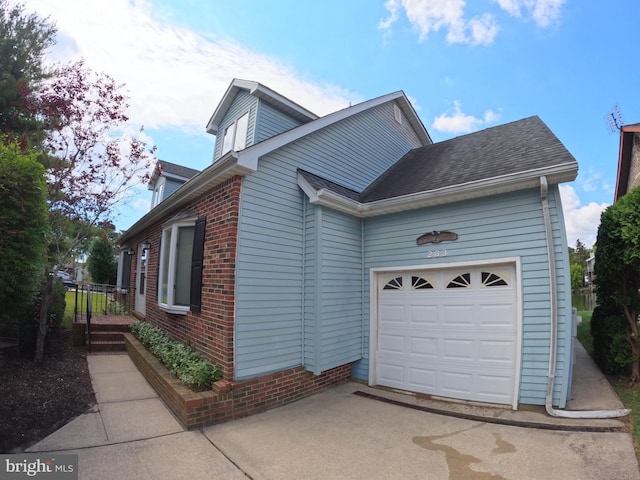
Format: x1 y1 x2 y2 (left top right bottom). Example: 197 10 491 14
585 255 595 286
117 78 578 418
614 122 640 201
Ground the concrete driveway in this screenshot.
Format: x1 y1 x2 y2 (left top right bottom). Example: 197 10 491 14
203 382 639 480
27 353 640 480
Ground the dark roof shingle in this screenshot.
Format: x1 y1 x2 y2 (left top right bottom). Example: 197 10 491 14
361 115 577 202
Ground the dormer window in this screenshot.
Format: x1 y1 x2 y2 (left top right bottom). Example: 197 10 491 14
222 112 249 154
151 177 166 208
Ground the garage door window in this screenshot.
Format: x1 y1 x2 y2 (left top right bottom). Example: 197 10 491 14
482 271 508 287
447 273 471 288
412 276 434 290
383 276 403 290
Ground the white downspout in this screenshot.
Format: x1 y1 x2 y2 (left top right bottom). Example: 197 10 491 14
540 176 630 418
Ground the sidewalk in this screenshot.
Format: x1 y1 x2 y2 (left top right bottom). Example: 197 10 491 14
26 354 247 480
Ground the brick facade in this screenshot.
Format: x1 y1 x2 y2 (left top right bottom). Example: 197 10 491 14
125 176 241 380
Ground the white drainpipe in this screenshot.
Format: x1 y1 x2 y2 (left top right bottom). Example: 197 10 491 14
540 176 629 418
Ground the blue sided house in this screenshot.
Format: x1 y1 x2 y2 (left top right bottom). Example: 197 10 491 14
118 78 578 417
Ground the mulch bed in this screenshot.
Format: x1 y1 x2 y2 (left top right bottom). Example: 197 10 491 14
0 329 96 453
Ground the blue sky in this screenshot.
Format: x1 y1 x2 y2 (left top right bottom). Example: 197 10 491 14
25 0 639 248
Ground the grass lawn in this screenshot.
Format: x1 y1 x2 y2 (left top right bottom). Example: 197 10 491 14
577 310 640 454
62 288 126 329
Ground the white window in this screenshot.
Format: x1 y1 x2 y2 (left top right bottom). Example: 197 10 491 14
151 178 165 208
158 220 195 314
221 112 249 155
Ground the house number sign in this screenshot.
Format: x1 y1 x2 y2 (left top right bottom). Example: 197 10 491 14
417 230 457 260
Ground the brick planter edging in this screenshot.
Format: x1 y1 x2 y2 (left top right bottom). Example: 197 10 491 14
124 333 224 429
124 332 354 430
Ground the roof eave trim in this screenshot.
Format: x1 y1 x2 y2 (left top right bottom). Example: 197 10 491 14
206 79 318 135
119 152 253 244
300 163 578 218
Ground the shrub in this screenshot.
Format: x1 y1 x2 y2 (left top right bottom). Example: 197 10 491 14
591 300 632 374
16 277 66 355
130 321 221 390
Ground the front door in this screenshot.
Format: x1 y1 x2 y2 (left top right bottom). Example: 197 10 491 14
135 245 148 315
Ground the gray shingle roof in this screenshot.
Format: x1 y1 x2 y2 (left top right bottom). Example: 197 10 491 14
361 115 577 202
159 160 200 180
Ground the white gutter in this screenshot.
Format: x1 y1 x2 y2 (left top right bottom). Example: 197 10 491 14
540 176 630 418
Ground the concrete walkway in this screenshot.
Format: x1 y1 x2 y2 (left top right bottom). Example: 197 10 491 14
25 343 640 480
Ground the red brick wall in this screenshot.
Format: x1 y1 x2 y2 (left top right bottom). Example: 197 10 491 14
125 333 353 429
125 176 241 380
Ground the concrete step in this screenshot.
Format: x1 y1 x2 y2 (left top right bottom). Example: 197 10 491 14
89 341 126 352
89 331 123 342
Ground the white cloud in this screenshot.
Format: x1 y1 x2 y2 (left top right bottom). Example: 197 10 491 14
381 0 564 45
560 185 608 249
431 101 501 134
493 0 565 27
27 0 358 135
379 0 499 46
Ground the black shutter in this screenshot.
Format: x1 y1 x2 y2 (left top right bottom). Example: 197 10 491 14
190 216 206 313
121 252 132 291
156 237 161 297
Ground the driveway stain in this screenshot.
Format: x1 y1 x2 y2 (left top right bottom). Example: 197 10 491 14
491 432 516 456
413 424 508 480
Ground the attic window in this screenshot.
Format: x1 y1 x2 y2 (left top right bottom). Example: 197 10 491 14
393 104 402 124
222 112 249 154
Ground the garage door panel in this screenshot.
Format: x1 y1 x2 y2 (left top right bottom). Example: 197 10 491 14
407 367 437 389
379 334 405 354
442 338 474 361
376 264 518 406
378 363 404 384
478 340 515 364
409 336 438 357
409 305 438 325
379 304 405 324
442 305 475 325
441 371 474 395
478 304 516 326
476 374 513 402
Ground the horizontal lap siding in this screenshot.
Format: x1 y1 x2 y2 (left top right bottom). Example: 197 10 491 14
356 186 571 406
256 102 304 142
235 101 421 380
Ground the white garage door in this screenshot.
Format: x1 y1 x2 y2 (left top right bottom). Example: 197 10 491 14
376 264 518 406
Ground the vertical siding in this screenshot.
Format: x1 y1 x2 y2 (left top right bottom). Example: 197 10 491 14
234 101 421 380
213 90 258 162
256 101 304 142
354 187 571 407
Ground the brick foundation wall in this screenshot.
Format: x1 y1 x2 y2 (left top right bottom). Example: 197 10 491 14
125 333 353 429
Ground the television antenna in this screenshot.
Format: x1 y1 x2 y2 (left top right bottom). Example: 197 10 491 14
604 104 624 134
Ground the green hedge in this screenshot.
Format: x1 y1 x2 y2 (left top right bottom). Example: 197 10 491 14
129 321 221 390
591 301 632 375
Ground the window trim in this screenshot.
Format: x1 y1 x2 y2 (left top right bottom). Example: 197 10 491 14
158 218 196 315
221 112 249 155
151 177 166 208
